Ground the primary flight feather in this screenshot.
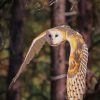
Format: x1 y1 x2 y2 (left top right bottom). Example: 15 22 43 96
9 32 46 87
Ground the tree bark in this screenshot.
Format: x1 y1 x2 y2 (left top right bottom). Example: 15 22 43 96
7 0 25 100
77 0 98 99
78 0 93 69
50 0 66 100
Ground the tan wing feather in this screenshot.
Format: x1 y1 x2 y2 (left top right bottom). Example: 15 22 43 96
67 44 88 100
9 32 46 89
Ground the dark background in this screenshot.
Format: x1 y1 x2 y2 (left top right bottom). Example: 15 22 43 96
0 0 100 100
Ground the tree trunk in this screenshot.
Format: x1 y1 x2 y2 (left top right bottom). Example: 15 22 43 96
7 0 25 100
77 0 98 99
50 0 66 100
78 0 93 69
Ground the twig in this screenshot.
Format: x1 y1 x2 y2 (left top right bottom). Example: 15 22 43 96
49 0 58 6
65 11 77 16
50 74 66 81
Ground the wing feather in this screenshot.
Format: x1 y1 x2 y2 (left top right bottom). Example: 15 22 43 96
9 32 46 88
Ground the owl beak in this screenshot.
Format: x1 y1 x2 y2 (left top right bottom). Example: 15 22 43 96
50 42 60 46
50 44 58 46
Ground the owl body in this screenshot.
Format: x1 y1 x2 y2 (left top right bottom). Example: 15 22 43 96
9 25 88 100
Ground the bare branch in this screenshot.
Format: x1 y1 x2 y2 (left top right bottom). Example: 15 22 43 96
49 0 58 6
65 11 77 16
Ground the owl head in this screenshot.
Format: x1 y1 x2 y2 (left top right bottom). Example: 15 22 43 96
45 29 66 46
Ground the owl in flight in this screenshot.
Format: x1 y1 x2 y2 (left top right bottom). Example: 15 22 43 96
9 25 88 100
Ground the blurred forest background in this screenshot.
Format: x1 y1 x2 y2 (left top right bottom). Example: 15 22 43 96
0 0 100 100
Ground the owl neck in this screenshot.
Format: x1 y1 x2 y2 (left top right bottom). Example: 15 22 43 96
67 32 87 77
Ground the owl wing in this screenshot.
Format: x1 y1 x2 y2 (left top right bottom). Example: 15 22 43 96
67 44 88 99
9 32 46 89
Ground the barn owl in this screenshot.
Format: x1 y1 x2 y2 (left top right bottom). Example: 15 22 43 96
9 25 88 100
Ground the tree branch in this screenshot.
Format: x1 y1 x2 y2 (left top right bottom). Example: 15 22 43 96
65 11 77 16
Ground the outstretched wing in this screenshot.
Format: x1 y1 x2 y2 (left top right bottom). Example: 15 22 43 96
9 32 46 89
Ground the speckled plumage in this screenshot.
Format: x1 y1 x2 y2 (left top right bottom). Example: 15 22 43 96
9 25 88 100
56 26 88 100
67 44 88 100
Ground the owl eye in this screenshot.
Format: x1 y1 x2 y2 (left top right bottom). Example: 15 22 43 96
55 34 58 37
48 34 51 38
